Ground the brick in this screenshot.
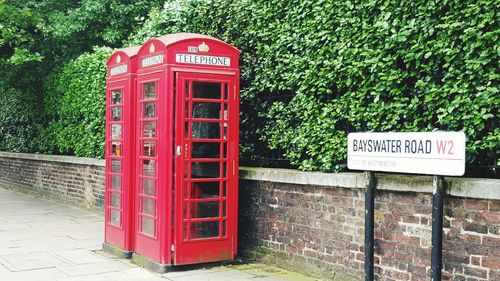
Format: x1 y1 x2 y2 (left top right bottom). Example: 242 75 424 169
483 236 500 247
463 222 488 234
464 200 489 211
470 256 481 266
401 215 420 224
489 202 500 211
479 212 500 223
483 257 500 270
464 244 490 256
489 269 500 280
464 266 487 279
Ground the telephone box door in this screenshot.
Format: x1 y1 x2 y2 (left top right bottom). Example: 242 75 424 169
134 71 168 263
174 72 238 265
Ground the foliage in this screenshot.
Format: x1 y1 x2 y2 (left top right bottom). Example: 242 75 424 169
127 0 499 174
0 0 43 64
0 82 39 152
0 0 497 176
41 47 112 158
258 0 500 172
44 0 163 53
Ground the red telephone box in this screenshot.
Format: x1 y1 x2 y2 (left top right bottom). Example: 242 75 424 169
104 45 140 257
132 33 240 271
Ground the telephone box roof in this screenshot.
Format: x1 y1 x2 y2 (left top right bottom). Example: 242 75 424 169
149 32 240 53
106 45 140 66
121 45 141 57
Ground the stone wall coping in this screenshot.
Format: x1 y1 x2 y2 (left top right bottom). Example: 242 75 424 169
0 151 105 167
1 152 498 200
239 167 500 201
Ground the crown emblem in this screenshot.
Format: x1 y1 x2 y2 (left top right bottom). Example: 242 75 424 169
149 43 155 53
116 54 121 63
198 42 209 52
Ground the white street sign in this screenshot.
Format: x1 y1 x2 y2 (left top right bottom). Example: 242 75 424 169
347 132 466 176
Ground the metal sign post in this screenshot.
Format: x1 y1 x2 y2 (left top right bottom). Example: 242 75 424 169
364 171 376 281
431 175 445 281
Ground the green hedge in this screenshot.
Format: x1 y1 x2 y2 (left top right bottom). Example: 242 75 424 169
0 83 39 152
128 0 499 173
1 0 497 174
40 47 112 158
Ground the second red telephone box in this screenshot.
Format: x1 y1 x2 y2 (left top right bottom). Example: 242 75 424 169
131 33 240 271
104 45 140 257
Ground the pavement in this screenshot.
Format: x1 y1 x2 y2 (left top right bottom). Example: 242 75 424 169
0 187 316 281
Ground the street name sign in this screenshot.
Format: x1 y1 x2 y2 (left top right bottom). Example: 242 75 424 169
347 132 466 176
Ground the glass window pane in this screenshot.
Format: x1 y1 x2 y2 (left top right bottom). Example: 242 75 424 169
191 182 220 198
192 103 221 119
144 102 156 118
111 159 121 173
224 83 228 100
191 201 219 218
223 181 227 197
111 90 122 104
144 82 156 100
141 217 154 236
192 82 221 99
111 192 120 208
222 220 226 237
183 223 188 240
111 141 122 156
110 210 120 225
142 198 155 215
111 175 121 190
111 107 122 121
223 200 226 217
143 159 156 176
191 221 219 239
143 179 154 195
143 141 156 157
111 124 122 139
192 122 220 139
143 121 156 137
192 142 220 158
191 162 220 178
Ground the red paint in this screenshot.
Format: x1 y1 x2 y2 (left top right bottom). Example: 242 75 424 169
105 33 240 266
105 45 140 253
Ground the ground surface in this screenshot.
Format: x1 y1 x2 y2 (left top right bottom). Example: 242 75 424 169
0 187 317 281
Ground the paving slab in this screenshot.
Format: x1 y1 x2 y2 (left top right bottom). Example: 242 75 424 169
0 252 68 271
52 249 107 264
0 187 317 281
56 260 131 276
0 268 68 281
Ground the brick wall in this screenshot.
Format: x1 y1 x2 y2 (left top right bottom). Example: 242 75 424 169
0 152 498 280
0 152 105 210
239 168 500 281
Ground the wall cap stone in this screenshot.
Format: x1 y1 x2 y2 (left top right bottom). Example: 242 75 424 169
240 167 500 201
0 151 105 167
1 152 497 200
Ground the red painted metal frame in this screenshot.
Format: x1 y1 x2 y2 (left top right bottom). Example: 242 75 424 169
105 46 140 253
132 33 239 265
